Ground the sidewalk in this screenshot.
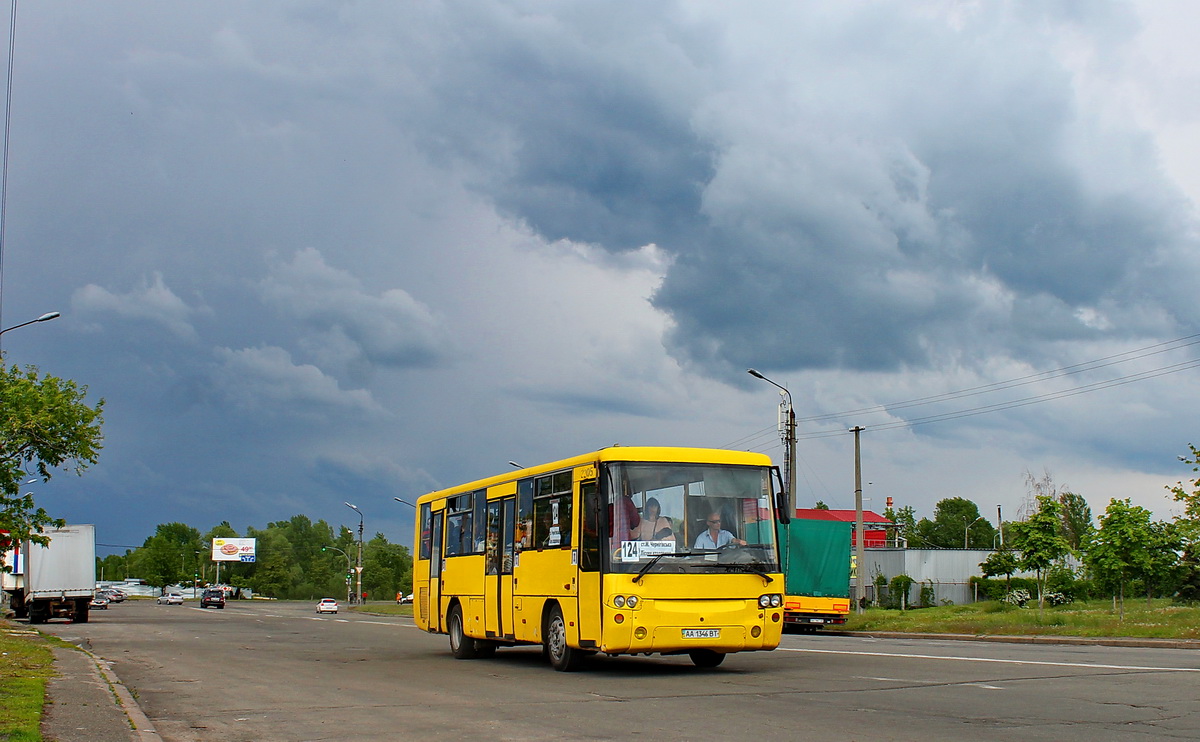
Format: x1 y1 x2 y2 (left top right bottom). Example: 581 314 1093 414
41 642 161 742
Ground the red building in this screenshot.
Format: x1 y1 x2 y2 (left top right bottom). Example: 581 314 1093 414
794 509 894 547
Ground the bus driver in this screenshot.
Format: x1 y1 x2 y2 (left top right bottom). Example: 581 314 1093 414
693 511 746 549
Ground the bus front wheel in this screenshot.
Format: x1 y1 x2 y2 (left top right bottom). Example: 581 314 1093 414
545 605 583 672
448 604 478 659
689 650 725 668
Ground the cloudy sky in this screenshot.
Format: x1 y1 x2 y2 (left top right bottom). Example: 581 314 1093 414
3 0 1200 554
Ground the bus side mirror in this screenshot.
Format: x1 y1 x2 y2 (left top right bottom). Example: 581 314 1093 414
771 466 790 524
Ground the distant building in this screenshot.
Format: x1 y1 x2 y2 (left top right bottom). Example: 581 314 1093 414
795 509 895 547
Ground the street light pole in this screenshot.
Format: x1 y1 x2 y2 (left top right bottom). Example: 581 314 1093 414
965 515 985 548
0 311 59 337
850 425 866 614
323 545 353 605
345 502 364 604
747 369 797 516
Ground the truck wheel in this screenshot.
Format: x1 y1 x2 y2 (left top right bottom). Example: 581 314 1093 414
75 600 90 624
28 606 45 625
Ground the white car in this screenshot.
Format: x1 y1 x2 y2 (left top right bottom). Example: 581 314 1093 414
157 592 184 605
316 598 339 614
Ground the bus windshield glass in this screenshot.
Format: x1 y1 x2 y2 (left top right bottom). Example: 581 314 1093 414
605 462 780 575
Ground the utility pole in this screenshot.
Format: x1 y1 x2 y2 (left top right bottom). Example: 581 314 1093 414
851 425 865 614
345 502 364 604
747 369 797 515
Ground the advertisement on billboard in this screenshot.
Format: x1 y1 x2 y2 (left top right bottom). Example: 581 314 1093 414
211 538 256 562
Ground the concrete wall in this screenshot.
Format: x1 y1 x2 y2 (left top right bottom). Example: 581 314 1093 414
859 548 1035 606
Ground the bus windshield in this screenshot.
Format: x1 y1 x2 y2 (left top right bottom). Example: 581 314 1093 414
605 462 780 576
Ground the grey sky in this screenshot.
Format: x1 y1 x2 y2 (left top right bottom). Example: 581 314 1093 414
3 1 1199 552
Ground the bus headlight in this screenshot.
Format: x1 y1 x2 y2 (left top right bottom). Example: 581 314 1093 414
613 596 626 608
626 595 639 609
770 594 782 608
759 594 782 608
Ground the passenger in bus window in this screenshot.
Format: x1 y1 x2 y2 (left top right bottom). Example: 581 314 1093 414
693 511 746 549
634 497 675 542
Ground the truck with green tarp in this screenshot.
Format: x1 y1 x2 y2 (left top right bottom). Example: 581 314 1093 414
777 518 852 631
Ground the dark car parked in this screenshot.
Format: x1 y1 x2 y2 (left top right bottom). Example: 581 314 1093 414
200 588 226 609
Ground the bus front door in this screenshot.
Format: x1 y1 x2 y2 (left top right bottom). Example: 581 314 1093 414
483 497 516 639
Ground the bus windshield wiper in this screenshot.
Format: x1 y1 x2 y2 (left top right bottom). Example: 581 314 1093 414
710 561 775 585
632 552 691 584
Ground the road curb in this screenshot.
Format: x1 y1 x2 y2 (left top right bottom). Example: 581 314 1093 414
80 647 164 741
826 630 1200 650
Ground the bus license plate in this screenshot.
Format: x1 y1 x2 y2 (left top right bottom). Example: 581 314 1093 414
683 629 720 639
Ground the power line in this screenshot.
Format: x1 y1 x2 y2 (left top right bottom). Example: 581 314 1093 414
731 331 1200 445
796 332 1200 424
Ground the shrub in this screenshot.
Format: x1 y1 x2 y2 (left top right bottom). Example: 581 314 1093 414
1043 591 1073 606
888 574 914 609
1002 589 1032 608
919 581 936 608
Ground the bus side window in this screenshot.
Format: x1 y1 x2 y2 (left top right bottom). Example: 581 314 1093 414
533 471 572 549
485 500 501 574
516 479 534 551
418 503 432 560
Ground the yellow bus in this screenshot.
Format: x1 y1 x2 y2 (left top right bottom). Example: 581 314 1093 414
412 446 789 671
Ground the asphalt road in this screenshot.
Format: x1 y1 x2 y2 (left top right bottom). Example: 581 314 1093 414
37 600 1200 741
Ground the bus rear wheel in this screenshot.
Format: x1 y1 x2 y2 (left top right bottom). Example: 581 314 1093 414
447 604 478 659
689 650 725 668
545 605 583 672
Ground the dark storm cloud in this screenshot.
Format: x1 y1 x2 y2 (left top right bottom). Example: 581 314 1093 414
403 1 1197 377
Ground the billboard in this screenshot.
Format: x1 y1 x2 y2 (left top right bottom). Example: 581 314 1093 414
211 538 256 562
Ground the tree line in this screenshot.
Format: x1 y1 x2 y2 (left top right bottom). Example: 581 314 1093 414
97 515 413 602
879 453 1200 615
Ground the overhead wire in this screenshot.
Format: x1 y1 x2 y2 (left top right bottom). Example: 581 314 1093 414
731 330 1200 446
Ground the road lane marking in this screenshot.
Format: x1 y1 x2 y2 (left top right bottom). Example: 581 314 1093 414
779 646 1200 673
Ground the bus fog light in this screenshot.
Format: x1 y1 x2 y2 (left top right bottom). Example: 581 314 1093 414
751 625 762 638
613 596 626 608
634 627 647 639
626 596 639 609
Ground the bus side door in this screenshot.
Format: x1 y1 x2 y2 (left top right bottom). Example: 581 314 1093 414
427 505 444 633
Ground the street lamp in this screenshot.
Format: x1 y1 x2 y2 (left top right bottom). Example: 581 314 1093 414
0 311 60 336
322 545 353 605
965 516 985 548
393 497 416 508
747 369 797 516
345 502 364 604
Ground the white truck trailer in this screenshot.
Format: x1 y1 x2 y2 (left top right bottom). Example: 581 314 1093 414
1 525 96 624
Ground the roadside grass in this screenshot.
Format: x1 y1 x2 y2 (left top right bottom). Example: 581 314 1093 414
0 621 58 741
844 598 1200 640
350 603 413 617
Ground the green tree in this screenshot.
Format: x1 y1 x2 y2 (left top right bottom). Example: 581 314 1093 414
887 505 917 548
1086 499 1157 619
813 501 830 510
1167 443 1200 546
1010 495 1070 615
1057 491 1093 553
915 497 996 548
1 359 104 552
129 522 203 589
361 534 412 602
979 547 1019 590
